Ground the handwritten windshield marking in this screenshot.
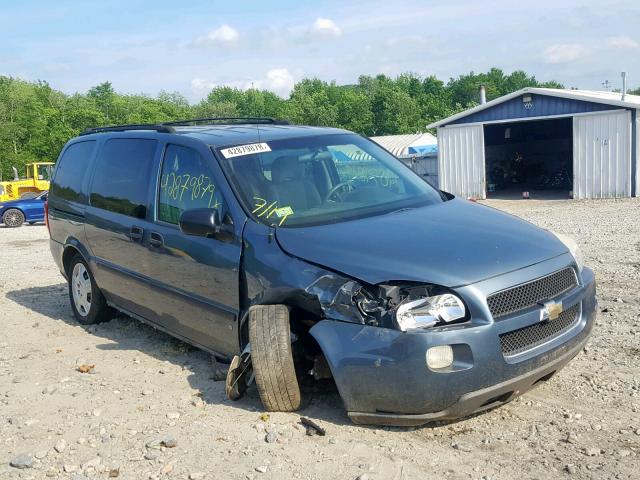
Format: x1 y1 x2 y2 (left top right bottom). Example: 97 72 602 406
252 196 293 226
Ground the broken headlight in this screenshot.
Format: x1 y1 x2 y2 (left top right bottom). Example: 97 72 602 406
306 274 469 330
395 293 466 331
550 231 584 272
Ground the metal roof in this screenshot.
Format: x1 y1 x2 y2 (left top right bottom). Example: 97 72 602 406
427 88 640 128
370 132 438 157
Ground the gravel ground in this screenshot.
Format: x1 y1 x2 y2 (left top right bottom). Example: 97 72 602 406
1 198 639 480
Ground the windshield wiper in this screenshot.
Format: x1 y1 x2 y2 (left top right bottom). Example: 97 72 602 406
385 207 415 216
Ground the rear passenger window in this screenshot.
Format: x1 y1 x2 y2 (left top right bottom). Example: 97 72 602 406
158 144 223 225
90 139 157 218
51 141 96 202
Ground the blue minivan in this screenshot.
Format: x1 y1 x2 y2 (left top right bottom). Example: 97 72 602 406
47 118 596 426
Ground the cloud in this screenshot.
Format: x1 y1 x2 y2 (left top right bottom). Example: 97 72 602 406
542 44 586 64
607 36 639 49
190 68 296 98
252 68 295 96
193 24 239 47
311 18 342 38
42 62 71 73
191 77 217 93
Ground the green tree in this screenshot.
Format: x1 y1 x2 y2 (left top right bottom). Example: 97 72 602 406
287 79 339 126
0 69 566 180
87 81 116 122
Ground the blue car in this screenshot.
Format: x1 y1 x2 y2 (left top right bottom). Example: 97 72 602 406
0 191 47 227
47 119 596 426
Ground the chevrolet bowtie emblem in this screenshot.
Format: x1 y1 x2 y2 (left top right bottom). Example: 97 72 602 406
540 301 563 322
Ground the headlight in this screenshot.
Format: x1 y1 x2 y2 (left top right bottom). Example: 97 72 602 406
396 293 466 331
551 231 584 272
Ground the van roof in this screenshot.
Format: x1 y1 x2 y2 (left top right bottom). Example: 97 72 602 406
78 123 351 147
173 124 350 146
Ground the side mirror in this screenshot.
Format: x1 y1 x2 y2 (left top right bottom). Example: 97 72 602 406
179 208 221 237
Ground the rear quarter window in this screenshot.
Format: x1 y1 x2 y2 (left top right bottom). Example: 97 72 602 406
90 139 157 218
51 141 96 202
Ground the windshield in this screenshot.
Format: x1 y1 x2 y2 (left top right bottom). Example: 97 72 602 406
37 164 53 180
216 133 444 227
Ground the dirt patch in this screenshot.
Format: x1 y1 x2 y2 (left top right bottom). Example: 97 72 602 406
0 199 638 479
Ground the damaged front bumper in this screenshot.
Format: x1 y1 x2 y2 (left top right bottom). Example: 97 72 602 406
309 263 597 427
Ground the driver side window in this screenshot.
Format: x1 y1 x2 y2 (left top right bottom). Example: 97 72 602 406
158 145 224 225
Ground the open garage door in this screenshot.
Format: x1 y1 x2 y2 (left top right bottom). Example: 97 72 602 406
438 124 485 199
573 111 632 199
484 118 573 200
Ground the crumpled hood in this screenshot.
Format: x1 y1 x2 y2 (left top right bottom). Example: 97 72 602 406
275 198 568 287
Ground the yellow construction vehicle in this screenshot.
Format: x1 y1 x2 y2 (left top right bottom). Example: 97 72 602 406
0 162 55 202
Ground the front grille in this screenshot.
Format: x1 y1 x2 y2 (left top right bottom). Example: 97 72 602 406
487 268 578 319
499 303 580 357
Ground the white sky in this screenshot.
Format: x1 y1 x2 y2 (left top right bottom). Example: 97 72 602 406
1 0 638 101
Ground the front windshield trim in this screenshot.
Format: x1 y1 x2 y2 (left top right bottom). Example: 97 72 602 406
212 132 445 228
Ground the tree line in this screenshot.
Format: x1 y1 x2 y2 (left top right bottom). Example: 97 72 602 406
1 68 628 180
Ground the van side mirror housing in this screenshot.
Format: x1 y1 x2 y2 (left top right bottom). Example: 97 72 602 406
179 209 221 237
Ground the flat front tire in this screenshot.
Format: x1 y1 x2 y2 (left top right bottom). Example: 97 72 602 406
3 209 25 227
68 254 114 325
249 305 301 412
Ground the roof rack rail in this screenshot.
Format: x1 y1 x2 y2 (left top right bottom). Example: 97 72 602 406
160 117 290 126
80 124 176 136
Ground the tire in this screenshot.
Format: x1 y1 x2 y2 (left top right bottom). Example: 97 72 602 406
67 254 114 325
249 305 301 411
3 209 25 227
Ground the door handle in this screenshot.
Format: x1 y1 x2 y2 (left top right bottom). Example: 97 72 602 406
130 225 144 242
149 232 164 248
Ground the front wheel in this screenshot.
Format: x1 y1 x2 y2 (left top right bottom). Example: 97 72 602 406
2 209 25 227
68 254 114 325
249 305 301 411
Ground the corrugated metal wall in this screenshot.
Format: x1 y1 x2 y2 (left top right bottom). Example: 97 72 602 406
631 109 640 197
448 93 614 126
573 111 632 198
401 156 439 187
437 125 486 198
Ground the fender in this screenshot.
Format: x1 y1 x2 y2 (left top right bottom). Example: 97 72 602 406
61 236 94 278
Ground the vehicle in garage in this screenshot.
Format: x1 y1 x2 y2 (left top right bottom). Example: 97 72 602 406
47 118 596 426
429 87 640 200
0 190 48 227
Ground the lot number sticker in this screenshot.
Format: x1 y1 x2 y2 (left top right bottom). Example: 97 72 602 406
220 142 271 158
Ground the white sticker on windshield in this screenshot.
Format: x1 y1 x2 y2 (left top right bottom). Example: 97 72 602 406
220 142 271 158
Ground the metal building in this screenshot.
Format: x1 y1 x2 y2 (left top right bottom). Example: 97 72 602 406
427 88 640 199
370 133 439 185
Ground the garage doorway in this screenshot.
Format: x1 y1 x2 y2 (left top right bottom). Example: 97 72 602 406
484 118 573 199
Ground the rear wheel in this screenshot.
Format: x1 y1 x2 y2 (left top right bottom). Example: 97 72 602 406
3 209 25 227
249 305 301 411
68 254 114 325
